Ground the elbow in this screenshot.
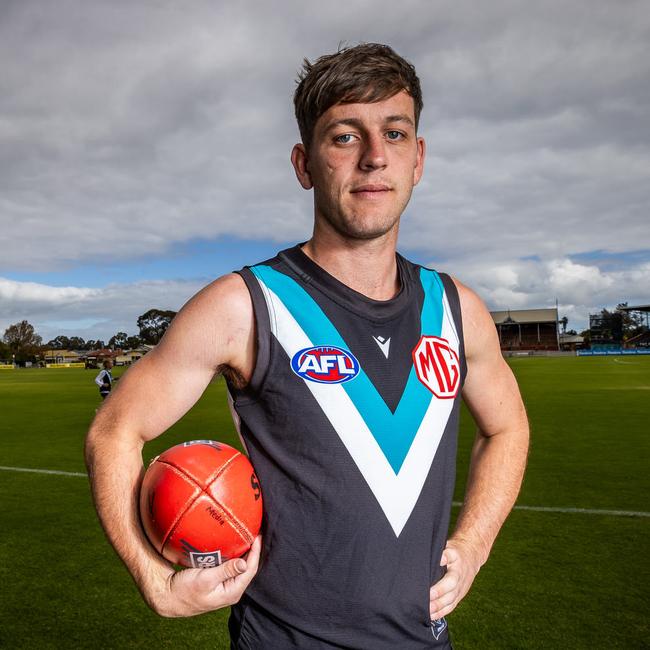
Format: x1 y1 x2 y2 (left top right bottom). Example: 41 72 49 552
85 413 112 475
84 423 101 477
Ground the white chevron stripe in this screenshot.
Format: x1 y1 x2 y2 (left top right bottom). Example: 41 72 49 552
259 283 459 536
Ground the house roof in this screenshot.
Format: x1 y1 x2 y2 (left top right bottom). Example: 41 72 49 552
490 308 558 324
84 349 119 358
43 349 80 358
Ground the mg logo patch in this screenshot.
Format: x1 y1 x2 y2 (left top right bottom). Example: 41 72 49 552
291 346 360 384
412 335 460 399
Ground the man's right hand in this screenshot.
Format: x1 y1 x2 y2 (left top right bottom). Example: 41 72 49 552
151 536 262 617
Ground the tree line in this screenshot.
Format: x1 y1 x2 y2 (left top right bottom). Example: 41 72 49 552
1 309 176 364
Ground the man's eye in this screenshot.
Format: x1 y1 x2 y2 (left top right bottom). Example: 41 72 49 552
335 134 354 144
386 130 404 140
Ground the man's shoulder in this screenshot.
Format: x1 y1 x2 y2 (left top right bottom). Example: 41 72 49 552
181 272 254 330
150 272 256 374
443 277 500 362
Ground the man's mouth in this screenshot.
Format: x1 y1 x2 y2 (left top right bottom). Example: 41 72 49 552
350 184 391 198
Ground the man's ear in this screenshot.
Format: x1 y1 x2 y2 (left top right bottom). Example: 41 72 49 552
413 136 426 187
291 143 313 190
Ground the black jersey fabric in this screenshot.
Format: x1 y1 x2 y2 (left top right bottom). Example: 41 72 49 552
227 246 466 649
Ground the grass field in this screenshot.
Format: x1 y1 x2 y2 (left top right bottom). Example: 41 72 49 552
1 357 649 649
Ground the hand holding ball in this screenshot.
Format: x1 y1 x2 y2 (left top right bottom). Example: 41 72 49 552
139 440 263 568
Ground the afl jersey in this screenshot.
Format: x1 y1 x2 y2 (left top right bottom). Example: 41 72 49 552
227 245 466 649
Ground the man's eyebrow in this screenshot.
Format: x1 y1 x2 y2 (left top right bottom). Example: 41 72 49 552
324 114 415 132
323 117 364 132
383 114 415 127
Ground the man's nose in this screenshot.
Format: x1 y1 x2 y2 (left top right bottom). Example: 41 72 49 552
359 134 387 170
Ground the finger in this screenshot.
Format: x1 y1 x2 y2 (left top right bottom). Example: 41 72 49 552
242 535 262 576
205 535 262 584
430 599 458 620
430 580 460 616
214 557 248 582
442 545 459 564
439 550 449 567
429 571 459 600
218 536 263 592
429 588 455 616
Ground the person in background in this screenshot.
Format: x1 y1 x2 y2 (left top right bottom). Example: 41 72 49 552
94 359 116 400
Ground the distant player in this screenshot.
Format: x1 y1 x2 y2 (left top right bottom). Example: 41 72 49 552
86 43 529 648
94 359 115 399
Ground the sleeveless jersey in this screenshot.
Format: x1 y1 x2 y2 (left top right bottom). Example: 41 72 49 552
227 245 466 649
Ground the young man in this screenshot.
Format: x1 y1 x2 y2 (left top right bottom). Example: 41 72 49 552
86 44 528 649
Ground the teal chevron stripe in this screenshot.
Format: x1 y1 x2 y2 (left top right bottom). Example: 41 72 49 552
251 264 445 474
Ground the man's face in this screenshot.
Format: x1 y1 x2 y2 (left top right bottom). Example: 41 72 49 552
292 90 425 241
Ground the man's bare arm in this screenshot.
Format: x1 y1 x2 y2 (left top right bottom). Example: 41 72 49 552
429 280 529 619
85 273 261 617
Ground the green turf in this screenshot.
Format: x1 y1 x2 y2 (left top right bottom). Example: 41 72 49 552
0 358 648 648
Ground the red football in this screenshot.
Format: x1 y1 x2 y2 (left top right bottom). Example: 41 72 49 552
139 440 263 568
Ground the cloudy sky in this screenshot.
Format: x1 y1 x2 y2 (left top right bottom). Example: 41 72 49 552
1 0 649 344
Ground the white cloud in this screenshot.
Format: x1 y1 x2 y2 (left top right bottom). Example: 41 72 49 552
0 278 99 304
447 257 650 332
2 256 648 342
0 276 205 343
547 259 615 304
0 0 648 331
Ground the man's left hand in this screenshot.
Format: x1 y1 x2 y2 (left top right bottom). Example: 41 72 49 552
429 538 482 620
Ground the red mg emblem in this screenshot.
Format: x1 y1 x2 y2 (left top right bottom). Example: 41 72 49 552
412 335 460 399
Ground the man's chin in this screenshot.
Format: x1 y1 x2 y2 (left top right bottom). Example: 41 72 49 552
333 218 399 242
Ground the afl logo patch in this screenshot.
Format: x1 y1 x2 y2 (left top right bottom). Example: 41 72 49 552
291 346 360 384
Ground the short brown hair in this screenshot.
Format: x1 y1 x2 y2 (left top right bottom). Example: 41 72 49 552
294 43 423 149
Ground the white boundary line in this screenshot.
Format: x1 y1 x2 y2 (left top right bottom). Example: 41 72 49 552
0 466 648 518
0 465 87 477
513 504 650 517
451 501 650 518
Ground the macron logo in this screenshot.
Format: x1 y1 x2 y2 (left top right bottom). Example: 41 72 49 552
373 335 391 358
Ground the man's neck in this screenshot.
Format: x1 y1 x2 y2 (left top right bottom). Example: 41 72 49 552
301 230 400 301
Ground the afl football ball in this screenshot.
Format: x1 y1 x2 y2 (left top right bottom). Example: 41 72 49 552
139 440 262 569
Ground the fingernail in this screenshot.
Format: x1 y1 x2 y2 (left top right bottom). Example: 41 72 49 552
235 559 247 572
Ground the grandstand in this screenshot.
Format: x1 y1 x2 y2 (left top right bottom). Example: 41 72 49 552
619 303 650 349
491 308 559 352
589 311 623 350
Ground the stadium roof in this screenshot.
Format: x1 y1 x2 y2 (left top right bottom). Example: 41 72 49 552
617 304 650 312
490 308 558 324
559 333 584 344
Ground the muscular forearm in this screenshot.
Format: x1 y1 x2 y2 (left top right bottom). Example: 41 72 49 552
429 421 528 620
85 418 174 612
85 409 262 618
451 422 529 566
431 281 529 619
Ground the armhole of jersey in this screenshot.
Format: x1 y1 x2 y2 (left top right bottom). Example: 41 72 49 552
233 267 272 399
438 272 467 387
